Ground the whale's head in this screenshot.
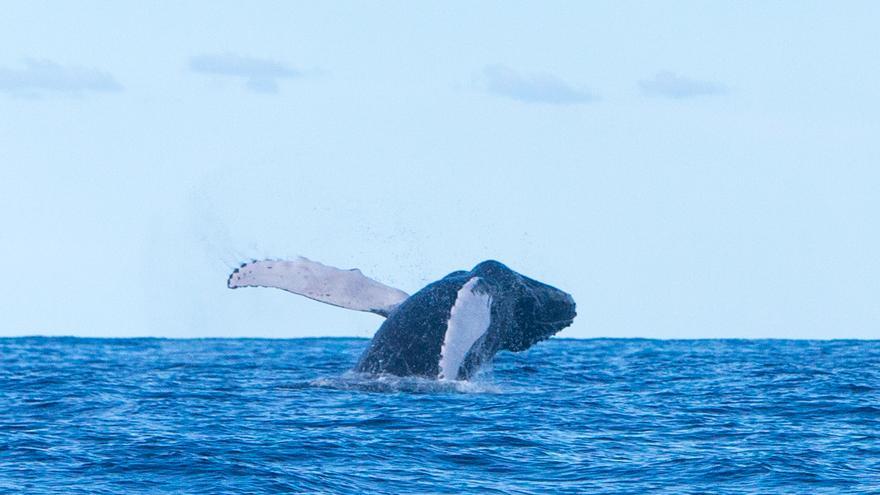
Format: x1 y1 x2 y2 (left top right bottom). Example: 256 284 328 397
471 260 577 352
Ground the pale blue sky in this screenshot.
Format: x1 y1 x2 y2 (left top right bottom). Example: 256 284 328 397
1 2 878 338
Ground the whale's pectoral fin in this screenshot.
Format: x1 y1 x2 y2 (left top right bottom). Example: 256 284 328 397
227 257 409 317
438 277 493 380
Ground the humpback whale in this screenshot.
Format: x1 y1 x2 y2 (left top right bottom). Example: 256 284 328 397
228 258 576 380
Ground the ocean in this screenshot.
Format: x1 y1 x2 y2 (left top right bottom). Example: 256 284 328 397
1 337 878 494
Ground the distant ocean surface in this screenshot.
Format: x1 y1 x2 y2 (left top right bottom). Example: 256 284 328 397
1 338 878 494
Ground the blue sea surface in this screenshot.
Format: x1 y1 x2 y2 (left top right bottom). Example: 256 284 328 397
1 338 878 494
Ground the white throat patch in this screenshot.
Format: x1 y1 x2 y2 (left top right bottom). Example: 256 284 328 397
438 277 492 380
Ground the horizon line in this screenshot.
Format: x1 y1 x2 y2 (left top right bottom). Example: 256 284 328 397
1 334 876 342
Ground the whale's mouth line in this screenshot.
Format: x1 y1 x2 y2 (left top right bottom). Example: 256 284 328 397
536 318 575 326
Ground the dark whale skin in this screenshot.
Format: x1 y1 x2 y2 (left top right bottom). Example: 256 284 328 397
354 260 576 379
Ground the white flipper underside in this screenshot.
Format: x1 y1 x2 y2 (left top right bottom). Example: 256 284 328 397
227 257 409 316
439 277 492 380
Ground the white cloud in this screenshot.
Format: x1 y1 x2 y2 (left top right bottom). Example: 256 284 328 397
189 53 301 94
639 71 726 99
480 65 596 104
0 60 122 97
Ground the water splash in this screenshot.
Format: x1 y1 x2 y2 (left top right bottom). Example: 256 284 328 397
310 371 501 394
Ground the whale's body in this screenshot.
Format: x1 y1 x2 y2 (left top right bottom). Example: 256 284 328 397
228 258 576 380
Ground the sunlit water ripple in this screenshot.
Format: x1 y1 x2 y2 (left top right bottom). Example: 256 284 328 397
1 337 878 494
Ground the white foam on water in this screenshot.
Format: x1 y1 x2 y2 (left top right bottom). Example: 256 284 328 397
310 371 500 394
